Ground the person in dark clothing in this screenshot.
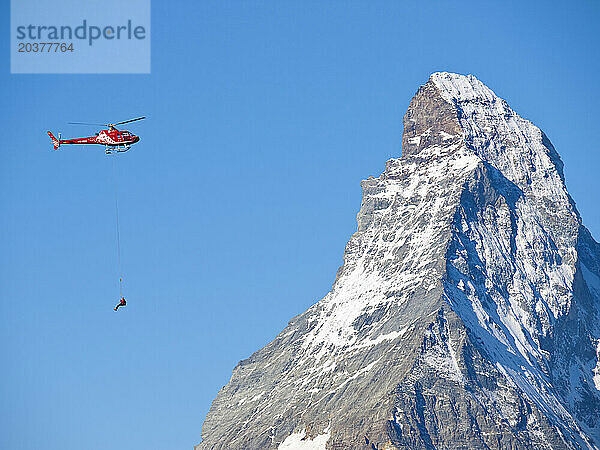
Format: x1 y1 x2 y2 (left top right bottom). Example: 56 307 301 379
114 297 126 311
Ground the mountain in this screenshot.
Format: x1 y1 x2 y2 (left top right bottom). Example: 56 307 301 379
196 72 600 449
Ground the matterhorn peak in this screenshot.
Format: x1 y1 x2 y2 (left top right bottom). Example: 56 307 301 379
197 73 600 450
430 71 500 103
402 72 565 186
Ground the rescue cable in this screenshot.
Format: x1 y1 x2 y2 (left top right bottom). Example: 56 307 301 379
111 156 124 298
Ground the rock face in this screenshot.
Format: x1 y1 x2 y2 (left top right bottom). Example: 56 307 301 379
197 73 600 449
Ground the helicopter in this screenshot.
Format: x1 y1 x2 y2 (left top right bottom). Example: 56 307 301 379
47 116 145 154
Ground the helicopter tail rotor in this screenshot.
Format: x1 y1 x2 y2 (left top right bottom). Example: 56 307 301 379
47 131 61 150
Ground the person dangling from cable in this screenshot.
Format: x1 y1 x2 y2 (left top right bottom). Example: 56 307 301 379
114 297 126 311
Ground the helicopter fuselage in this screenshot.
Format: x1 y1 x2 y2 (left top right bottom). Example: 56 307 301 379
47 127 140 153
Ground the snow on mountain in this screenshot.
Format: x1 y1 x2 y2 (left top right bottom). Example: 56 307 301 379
197 72 600 449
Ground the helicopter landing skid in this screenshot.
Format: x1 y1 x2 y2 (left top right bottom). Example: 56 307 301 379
105 145 131 155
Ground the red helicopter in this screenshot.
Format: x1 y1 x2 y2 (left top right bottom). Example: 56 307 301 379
47 116 145 154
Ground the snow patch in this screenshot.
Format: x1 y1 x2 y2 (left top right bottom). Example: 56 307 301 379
408 136 421 146
423 344 464 383
351 330 406 350
278 426 331 450
594 340 600 391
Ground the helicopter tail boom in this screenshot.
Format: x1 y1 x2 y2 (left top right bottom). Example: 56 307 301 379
47 131 60 150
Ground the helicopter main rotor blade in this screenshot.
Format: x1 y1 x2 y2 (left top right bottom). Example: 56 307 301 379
68 121 108 126
112 116 146 126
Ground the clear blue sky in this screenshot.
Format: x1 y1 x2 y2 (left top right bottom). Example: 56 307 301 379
1 1 599 449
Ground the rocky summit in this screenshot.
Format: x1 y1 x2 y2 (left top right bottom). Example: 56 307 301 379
197 73 600 450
